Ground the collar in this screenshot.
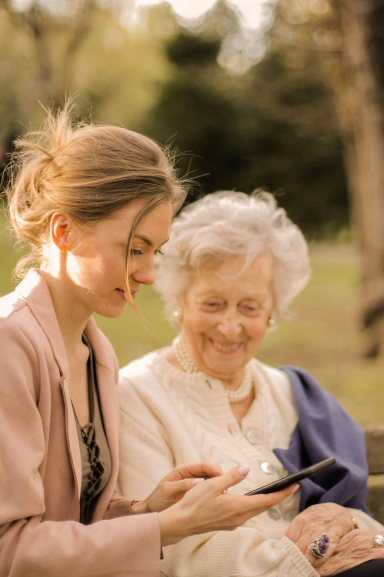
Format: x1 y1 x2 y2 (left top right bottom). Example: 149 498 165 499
15 269 113 377
16 269 69 378
15 269 117 503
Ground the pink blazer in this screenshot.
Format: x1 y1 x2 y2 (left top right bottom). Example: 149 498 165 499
0 270 160 577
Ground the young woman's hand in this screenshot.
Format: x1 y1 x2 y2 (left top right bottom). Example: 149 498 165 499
158 465 299 546
286 503 355 566
130 462 224 515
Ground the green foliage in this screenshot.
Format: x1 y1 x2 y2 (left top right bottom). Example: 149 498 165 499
142 1 348 236
0 0 349 237
0 1 172 152
166 34 221 66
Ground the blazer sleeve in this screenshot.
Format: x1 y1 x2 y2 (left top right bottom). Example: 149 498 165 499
0 319 161 577
118 376 318 577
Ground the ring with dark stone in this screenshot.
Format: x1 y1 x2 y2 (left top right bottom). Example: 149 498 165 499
310 534 330 559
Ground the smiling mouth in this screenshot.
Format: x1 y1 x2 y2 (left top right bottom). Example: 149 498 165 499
209 338 243 353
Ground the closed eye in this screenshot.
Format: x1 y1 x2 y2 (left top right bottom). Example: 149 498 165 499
239 304 260 316
200 302 224 311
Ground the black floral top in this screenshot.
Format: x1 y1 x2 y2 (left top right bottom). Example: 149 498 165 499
73 333 112 525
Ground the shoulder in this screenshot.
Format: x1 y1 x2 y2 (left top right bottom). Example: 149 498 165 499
0 289 39 355
0 293 41 399
258 361 330 401
251 358 293 399
118 350 169 408
278 365 333 401
278 365 359 429
119 350 162 382
0 287 28 319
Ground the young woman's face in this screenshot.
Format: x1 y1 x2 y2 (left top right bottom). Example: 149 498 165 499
180 253 275 381
66 199 173 318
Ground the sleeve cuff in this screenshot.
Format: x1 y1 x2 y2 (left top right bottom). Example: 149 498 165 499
279 537 319 577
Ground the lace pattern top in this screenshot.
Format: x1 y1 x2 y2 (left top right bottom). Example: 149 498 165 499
73 333 112 525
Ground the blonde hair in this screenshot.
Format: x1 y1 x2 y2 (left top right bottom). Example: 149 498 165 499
155 191 311 321
4 102 187 298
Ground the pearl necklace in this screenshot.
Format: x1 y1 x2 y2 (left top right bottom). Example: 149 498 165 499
173 334 254 403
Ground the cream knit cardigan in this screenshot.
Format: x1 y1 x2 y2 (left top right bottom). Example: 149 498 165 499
117 351 382 577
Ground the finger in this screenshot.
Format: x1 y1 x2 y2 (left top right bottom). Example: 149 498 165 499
202 465 251 494
163 478 205 498
244 484 299 513
167 462 224 482
285 519 305 543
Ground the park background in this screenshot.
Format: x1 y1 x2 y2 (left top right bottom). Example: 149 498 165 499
1 0 384 426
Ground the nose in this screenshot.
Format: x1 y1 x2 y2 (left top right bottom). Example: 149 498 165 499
216 312 242 340
133 261 156 286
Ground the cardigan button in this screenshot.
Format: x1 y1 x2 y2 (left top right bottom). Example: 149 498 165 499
246 429 260 444
260 462 275 474
268 508 281 521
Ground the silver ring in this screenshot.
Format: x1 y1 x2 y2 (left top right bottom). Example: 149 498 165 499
311 533 330 559
374 534 384 547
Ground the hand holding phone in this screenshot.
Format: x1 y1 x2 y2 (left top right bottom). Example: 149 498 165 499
245 457 336 496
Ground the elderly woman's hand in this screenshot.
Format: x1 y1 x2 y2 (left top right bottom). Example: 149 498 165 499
286 503 354 566
130 462 224 515
316 530 384 576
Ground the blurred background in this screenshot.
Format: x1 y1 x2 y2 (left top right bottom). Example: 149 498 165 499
1 0 384 425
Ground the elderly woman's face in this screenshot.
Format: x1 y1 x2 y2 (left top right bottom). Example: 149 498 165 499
180 253 274 381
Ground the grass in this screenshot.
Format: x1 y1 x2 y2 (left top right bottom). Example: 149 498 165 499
1 207 384 426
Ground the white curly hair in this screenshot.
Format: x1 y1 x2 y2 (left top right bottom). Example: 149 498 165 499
155 191 311 324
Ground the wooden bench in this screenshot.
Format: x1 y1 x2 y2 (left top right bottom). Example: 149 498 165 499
365 426 384 524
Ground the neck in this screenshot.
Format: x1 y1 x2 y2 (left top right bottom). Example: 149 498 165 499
173 334 246 390
39 269 91 350
220 371 245 391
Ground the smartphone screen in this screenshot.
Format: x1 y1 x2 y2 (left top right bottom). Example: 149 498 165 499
245 457 336 496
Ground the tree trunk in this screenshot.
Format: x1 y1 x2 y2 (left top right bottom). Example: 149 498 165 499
336 0 384 356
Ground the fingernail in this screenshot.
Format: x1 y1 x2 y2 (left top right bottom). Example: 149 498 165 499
238 465 250 476
291 484 299 493
192 478 205 485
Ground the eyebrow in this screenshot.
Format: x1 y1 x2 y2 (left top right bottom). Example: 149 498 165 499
134 234 169 248
196 290 267 301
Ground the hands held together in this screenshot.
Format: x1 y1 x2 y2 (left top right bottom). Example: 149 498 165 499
286 503 384 576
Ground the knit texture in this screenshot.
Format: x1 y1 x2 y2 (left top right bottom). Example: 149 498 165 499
118 351 380 577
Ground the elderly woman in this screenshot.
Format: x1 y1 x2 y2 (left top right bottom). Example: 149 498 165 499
118 192 384 577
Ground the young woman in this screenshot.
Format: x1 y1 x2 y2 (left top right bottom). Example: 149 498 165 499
0 105 295 577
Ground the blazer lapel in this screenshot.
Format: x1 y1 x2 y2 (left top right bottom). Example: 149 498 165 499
16 270 82 500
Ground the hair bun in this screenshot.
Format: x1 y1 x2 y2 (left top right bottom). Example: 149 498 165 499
5 99 187 279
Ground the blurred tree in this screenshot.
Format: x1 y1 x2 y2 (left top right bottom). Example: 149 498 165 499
0 0 101 107
0 0 172 175
144 0 348 236
333 0 384 356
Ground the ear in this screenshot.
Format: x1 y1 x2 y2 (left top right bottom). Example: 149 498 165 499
50 212 74 253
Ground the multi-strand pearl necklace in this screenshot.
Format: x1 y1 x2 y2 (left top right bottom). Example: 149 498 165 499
173 334 254 403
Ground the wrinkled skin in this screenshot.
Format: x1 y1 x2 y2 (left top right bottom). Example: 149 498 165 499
286 503 384 575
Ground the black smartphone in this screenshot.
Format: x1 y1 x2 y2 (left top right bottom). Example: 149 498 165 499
245 457 336 496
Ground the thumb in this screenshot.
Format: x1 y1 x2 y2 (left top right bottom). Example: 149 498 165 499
285 517 304 542
206 465 250 494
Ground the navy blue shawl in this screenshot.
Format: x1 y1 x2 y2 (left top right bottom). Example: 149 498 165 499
274 366 369 514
